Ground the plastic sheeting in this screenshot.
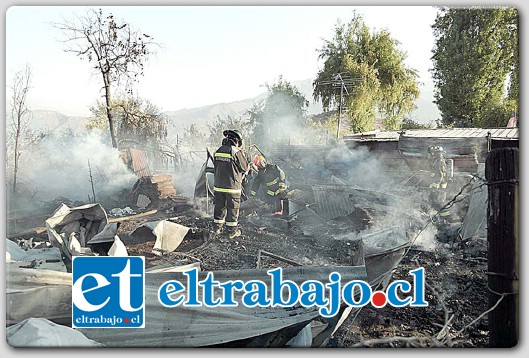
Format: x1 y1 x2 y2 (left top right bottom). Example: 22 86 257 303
45 203 125 258
130 220 190 253
461 164 487 240
45 203 108 258
80 265 367 347
5 239 66 271
7 318 104 347
6 266 73 325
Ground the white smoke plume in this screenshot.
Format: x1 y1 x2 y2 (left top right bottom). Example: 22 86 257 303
413 224 439 252
16 129 137 204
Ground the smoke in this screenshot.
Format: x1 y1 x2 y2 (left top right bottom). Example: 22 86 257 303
325 143 402 190
413 224 439 252
17 129 137 204
172 162 207 199
256 114 329 152
193 197 214 218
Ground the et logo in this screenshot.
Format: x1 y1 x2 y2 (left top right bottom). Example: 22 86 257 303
72 256 145 328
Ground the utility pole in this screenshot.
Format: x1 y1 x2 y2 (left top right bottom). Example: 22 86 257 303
337 75 344 140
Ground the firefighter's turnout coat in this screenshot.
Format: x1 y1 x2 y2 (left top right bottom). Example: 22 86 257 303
250 164 287 212
213 143 249 228
428 151 450 219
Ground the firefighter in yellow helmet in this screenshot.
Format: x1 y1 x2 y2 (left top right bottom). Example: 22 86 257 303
212 129 250 239
249 155 289 216
427 145 450 222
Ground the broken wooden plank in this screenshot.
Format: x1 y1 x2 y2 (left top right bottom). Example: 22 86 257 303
7 227 47 240
149 175 173 184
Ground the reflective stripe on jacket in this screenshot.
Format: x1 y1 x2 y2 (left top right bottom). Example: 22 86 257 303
213 144 249 193
250 164 286 196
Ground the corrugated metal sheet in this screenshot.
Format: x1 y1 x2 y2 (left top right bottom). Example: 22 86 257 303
343 130 401 142
80 266 368 347
312 185 356 221
461 164 487 239
400 128 518 139
311 185 395 221
129 148 151 178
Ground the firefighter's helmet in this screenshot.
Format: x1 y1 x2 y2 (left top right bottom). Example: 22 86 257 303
253 155 267 169
429 145 444 154
223 129 243 146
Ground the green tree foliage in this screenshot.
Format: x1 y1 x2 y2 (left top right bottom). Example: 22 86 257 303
313 13 419 135
250 76 309 149
55 8 158 148
400 117 435 130
87 96 167 149
431 6 518 127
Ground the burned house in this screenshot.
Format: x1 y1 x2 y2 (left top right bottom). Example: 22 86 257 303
344 127 519 176
5 127 518 348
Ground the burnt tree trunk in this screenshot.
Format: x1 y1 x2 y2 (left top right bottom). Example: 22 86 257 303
103 70 118 148
486 147 518 347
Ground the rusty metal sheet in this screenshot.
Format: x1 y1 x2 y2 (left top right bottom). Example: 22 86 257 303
129 148 151 177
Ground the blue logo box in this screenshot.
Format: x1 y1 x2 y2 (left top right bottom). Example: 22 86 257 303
72 256 145 328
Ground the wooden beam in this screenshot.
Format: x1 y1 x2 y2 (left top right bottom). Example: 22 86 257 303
7 227 47 240
486 148 518 347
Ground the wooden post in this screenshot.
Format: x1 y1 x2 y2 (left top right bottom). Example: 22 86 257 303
485 148 518 347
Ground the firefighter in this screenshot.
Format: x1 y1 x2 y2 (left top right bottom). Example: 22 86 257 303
212 129 250 239
427 145 450 222
249 155 289 216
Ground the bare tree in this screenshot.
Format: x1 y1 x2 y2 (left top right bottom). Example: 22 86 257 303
54 8 158 148
9 65 32 195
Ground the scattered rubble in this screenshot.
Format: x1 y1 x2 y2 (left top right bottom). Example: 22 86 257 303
5 142 498 348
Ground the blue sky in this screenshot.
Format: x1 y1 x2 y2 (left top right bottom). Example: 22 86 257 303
6 5 438 116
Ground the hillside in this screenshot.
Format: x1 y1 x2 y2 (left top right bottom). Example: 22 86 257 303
19 110 89 134
19 78 439 139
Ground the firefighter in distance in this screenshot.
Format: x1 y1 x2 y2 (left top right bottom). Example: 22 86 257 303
427 145 451 221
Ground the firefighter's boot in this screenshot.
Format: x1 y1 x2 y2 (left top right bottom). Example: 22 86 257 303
228 228 241 239
213 223 223 236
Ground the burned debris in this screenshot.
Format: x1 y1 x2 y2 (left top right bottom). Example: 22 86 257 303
5 128 519 348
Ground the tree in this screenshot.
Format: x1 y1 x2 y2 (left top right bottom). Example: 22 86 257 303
431 6 518 127
8 65 32 195
250 76 309 149
313 13 419 135
182 124 207 148
55 8 158 148
208 114 253 147
87 96 167 149
400 117 435 130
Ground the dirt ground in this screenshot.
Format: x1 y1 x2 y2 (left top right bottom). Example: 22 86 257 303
328 245 489 348
118 195 490 348
7 190 490 348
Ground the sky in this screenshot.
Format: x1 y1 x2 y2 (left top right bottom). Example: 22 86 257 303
5 4 439 117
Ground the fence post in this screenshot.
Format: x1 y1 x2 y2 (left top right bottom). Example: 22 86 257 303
485 147 518 347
